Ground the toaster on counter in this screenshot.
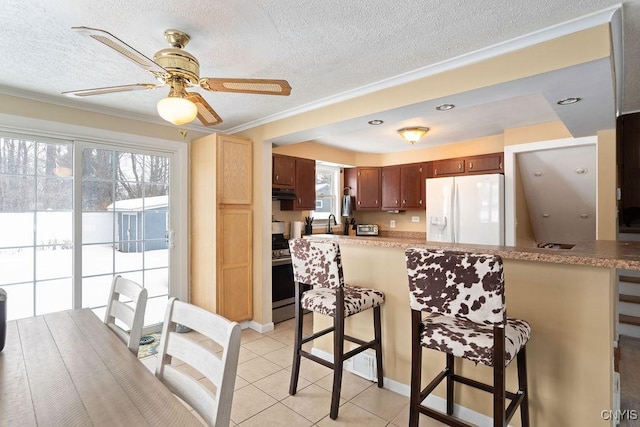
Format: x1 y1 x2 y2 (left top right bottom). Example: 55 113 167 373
356 224 379 236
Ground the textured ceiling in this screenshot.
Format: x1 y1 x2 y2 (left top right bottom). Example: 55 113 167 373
0 0 638 152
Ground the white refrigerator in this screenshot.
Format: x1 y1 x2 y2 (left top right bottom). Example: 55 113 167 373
426 173 504 245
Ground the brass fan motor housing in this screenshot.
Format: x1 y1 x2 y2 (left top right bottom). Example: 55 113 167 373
153 48 200 86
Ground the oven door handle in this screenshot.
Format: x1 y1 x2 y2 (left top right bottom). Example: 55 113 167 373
272 257 292 266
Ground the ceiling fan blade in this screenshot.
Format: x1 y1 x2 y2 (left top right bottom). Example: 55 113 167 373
72 26 168 77
200 78 291 96
186 92 223 126
62 83 163 97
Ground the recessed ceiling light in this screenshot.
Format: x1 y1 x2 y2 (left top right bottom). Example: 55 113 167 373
368 119 384 125
435 103 455 111
557 97 581 105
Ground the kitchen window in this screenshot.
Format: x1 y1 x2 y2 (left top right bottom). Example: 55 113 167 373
312 162 341 224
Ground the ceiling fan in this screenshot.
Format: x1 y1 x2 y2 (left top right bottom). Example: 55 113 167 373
63 27 292 126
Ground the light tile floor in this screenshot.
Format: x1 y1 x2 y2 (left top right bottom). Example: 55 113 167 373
141 314 446 426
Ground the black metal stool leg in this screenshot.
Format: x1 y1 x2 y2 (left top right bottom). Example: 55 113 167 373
409 310 422 427
446 353 455 415
493 326 506 427
330 288 345 420
289 282 304 396
373 306 383 388
517 347 530 427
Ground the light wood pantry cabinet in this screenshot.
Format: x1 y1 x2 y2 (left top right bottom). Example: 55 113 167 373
191 133 253 322
280 157 316 210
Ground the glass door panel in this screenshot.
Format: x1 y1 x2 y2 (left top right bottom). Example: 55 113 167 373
0 137 73 320
81 147 170 327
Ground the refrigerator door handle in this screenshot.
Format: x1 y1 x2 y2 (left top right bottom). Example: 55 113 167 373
452 182 458 243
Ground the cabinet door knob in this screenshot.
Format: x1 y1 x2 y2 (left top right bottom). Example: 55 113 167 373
298 198 301 203
458 163 462 170
275 174 279 180
469 162 473 170
419 199 422 205
358 201 361 205
403 200 406 205
499 162 503 169
395 199 398 205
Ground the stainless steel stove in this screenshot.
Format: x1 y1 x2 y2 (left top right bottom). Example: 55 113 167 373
271 233 295 323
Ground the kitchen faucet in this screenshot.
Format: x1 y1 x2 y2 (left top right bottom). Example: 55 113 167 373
327 214 337 234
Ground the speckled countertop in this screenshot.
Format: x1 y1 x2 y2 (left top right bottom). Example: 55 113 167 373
307 235 640 270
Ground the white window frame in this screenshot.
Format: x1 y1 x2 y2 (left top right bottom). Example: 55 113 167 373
312 162 342 226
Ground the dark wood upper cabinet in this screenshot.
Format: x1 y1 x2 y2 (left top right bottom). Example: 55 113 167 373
433 153 503 177
400 163 424 209
272 154 295 188
279 157 316 210
356 167 381 210
294 158 316 210
433 158 465 176
466 153 503 175
381 166 401 209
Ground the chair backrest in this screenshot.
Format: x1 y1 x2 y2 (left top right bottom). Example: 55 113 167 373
405 248 505 326
104 275 148 355
289 238 344 289
155 298 241 427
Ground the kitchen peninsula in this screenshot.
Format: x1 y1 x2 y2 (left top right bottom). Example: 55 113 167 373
307 235 636 427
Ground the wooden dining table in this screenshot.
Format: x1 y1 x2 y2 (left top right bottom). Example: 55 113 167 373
0 308 202 426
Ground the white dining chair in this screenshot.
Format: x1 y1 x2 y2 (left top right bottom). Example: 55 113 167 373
155 298 241 427
103 275 148 355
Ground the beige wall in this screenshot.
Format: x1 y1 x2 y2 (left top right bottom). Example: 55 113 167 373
597 129 618 240
0 93 207 142
273 141 357 166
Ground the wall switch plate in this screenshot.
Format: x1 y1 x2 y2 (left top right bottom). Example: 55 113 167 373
390 220 396 228
411 216 420 223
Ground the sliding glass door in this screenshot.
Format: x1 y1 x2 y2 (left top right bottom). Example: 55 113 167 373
0 136 73 319
81 146 171 326
0 134 178 327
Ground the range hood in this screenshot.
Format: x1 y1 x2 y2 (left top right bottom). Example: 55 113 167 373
272 188 297 200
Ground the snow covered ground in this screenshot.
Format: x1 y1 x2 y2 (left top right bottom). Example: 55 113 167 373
0 244 169 325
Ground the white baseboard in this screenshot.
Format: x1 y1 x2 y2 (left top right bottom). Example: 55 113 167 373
242 320 274 333
311 347 513 427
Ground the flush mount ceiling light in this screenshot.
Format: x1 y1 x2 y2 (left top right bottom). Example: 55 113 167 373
368 119 384 125
557 97 581 105
435 103 455 111
397 126 430 144
157 78 198 125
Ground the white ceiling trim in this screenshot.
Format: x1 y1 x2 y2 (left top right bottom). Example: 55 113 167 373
226 5 620 135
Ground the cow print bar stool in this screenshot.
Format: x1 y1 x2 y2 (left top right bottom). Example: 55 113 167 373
404 248 531 427
288 238 385 420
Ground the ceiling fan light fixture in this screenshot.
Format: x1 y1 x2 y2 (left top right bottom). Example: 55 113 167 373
157 96 198 125
397 126 430 144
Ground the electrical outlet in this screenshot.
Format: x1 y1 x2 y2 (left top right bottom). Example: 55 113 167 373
390 220 396 228
411 216 420 223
